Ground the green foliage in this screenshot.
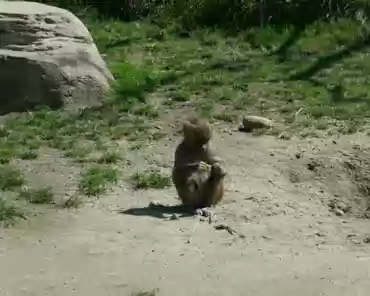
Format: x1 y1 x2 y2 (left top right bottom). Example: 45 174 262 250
0 166 25 191
0 197 24 227
78 165 119 196
97 150 123 164
19 187 54 204
131 170 172 189
110 62 159 103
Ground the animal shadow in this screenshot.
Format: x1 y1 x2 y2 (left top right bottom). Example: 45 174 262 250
118 203 194 219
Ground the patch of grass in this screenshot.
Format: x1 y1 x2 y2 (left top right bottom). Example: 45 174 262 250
131 169 172 189
213 112 236 123
97 150 123 164
19 187 54 204
0 17 369 173
61 195 83 209
130 142 144 150
168 90 191 103
18 149 38 160
83 17 370 136
196 100 215 119
109 62 162 108
0 147 15 164
64 145 92 163
150 131 166 141
0 95 159 164
0 197 24 227
0 165 25 191
78 165 119 196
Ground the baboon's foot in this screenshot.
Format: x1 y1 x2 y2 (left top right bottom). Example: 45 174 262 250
195 207 213 217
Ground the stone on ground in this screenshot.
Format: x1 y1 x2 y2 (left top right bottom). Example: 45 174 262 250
241 115 273 132
0 1 114 114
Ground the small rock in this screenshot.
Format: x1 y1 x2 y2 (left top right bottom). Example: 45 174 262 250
208 213 217 224
195 208 203 216
364 237 370 244
149 201 165 208
351 239 362 245
277 132 292 140
196 208 212 218
169 213 180 220
241 115 272 132
334 209 345 216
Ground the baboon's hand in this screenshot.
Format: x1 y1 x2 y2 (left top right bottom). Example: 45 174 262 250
198 161 212 173
211 163 226 177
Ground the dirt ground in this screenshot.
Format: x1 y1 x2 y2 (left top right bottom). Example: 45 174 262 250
1 122 370 296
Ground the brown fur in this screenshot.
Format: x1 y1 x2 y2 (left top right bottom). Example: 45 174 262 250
172 117 226 209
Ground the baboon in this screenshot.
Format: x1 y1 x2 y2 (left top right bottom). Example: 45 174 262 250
172 117 226 210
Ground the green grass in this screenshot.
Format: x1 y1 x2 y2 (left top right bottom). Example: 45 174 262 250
97 149 123 164
1 14 370 227
19 187 54 204
131 169 172 189
0 165 25 191
78 165 119 196
1 17 368 169
79 16 370 137
18 149 38 160
0 197 25 227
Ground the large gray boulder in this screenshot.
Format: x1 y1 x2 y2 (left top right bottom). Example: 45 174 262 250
0 1 114 114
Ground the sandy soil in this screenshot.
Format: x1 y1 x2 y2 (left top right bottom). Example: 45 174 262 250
1 124 370 296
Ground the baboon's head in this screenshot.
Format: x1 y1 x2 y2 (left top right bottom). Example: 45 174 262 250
183 117 212 148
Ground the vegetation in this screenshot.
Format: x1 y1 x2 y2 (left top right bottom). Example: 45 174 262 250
0 197 25 227
0 166 25 191
78 165 119 196
1 0 370 224
19 187 54 204
131 170 172 189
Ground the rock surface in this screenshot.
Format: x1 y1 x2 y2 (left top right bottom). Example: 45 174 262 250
241 115 273 132
0 1 114 114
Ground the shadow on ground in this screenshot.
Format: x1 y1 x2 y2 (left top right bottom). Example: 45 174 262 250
118 204 194 219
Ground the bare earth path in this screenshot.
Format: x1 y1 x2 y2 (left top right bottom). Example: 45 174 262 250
1 125 370 296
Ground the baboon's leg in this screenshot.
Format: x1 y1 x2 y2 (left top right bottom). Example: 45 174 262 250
175 178 204 209
202 175 225 207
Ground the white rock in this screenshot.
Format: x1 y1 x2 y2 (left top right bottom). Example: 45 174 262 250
0 1 114 114
241 115 273 131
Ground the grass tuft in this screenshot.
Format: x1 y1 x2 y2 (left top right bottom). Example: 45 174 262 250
131 170 172 189
78 165 119 196
19 187 54 204
0 165 25 191
0 197 24 227
97 149 123 164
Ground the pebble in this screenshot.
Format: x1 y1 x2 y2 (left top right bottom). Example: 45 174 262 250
334 209 345 216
